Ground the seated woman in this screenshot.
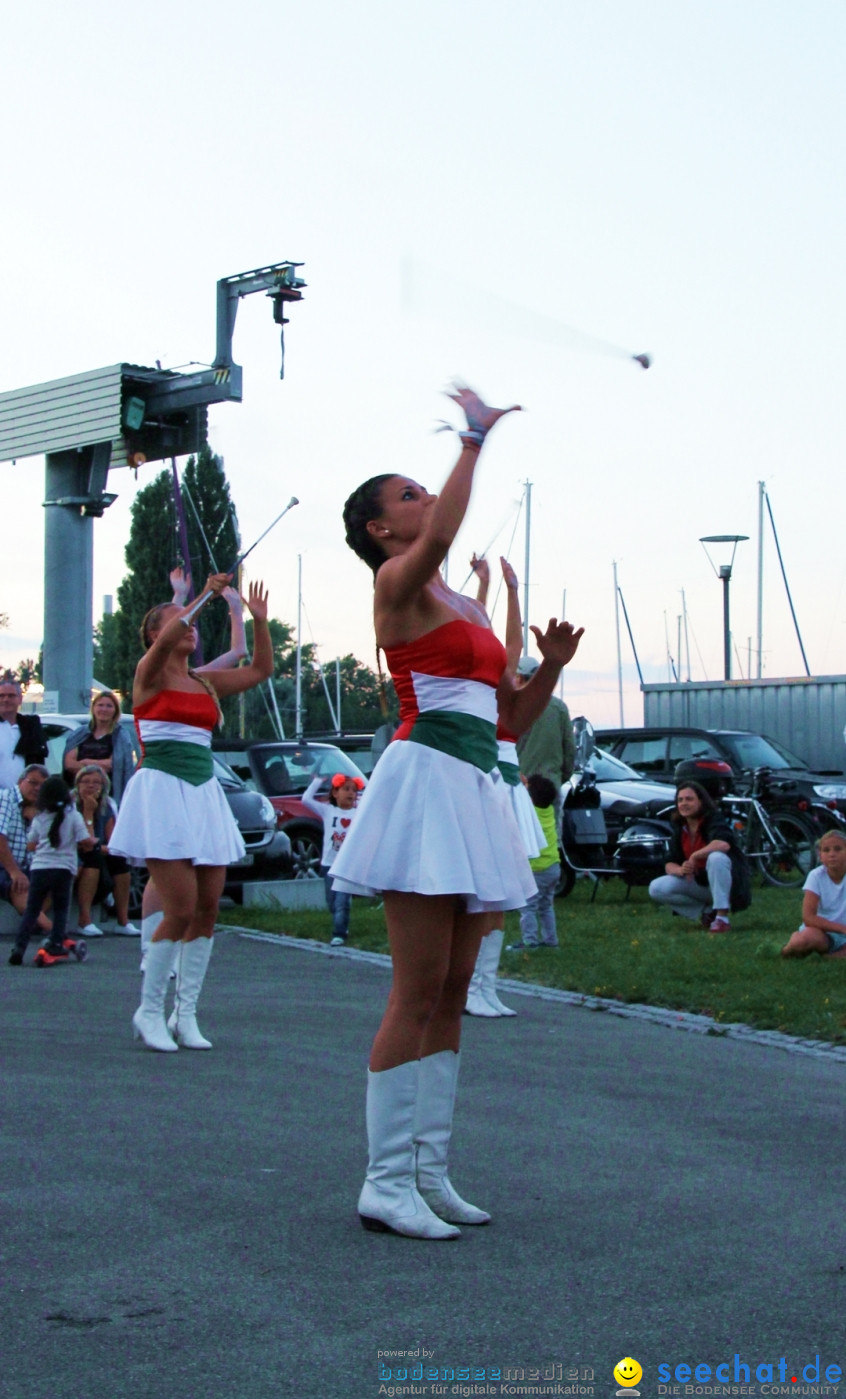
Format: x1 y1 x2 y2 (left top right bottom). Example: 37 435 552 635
649 781 750 933
63 691 136 805
73 765 136 935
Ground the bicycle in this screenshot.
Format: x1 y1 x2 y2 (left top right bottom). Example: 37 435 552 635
720 768 818 889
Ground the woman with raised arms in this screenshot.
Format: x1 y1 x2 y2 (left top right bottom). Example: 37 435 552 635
110 573 272 1052
333 385 583 1239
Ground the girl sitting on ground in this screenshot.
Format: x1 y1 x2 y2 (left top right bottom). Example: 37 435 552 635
781 830 846 959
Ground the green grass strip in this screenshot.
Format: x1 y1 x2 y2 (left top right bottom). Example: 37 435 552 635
218 878 846 1045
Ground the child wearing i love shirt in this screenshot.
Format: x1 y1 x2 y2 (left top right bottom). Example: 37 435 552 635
302 773 365 945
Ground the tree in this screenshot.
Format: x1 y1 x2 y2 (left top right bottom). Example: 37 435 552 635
93 447 241 700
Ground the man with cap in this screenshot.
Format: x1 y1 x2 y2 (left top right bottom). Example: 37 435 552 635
514 655 575 837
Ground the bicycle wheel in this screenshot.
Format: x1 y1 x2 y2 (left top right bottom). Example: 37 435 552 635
759 811 817 888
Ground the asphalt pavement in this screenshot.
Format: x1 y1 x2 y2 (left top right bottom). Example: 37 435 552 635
3 929 846 1399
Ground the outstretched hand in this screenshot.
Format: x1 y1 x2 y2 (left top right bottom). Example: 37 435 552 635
470 552 490 589
500 556 519 591
447 383 522 436
529 618 584 669
169 565 191 605
223 585 244 614
246 581 269 622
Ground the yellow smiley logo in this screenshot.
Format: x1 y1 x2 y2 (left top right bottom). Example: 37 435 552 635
614 1359 643 1389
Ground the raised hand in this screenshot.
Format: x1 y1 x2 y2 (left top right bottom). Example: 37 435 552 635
204 572 232 597
470 552 490 589
169 565 191 605
500 556 519 591
529 618 584 669
223 585 244 614
246 581 269 622
446 383 522 436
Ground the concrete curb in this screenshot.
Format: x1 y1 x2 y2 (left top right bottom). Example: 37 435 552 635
223 925 846 1065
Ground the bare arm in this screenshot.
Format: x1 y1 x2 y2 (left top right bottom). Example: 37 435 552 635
376 387 521 615
135 573 231 696
471 553 490 608
802 890 846 935
203 583 274 698
497 618 584 735
501 557 522 674
199 587 249 672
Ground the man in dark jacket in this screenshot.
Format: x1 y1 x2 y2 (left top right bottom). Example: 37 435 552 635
0 677 48 790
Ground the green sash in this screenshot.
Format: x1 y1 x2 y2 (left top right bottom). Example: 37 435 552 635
498 759 521 787
407 710 498 774
141 740 213 787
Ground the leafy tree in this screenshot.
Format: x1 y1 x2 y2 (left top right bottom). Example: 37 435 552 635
93 447 241 702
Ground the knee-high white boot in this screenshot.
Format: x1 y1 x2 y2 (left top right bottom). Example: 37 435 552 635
414 1050 490 1225
464 937 501 1017
477 928 516 1016
139 911 162 973
132 940 180 1052
358 1061 461 1240
167 937 214 1049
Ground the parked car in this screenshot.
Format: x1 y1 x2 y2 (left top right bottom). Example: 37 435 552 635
566 747 677 843
211 739 368 878
594 725 846 828
308 732 380 778
35 713 292 910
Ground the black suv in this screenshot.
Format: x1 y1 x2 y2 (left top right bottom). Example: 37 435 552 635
594 726 846 826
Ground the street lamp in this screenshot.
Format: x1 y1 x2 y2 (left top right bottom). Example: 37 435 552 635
699 534 748 680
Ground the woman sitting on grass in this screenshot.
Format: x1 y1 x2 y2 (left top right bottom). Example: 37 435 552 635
649 781 750 933
782 830 846 959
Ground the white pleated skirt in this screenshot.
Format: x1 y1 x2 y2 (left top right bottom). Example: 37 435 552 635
109 769 246 867
507 779 545 860
330 739 536 913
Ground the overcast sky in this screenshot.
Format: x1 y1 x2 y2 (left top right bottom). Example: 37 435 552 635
2 1 845 725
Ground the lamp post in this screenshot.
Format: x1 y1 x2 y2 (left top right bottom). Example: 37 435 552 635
699 534 748 680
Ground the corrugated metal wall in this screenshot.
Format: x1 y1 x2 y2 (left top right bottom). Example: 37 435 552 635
0 365 124 463
643 678 846 772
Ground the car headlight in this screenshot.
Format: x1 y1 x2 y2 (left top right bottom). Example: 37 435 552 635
813 784 846 801
258 795 276 825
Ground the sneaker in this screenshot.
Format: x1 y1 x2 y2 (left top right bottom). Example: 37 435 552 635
8 949 23 966
700 907 715 930
330 935 347 947
709 916 731 934
113 923 140 936
81 922 104 938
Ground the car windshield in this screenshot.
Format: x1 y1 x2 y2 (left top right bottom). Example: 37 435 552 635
717 733 808 772
250 744 365 795
589 748 645 782
212 753 246 790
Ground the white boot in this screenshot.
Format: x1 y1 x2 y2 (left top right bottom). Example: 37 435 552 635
414 1050 490 1226
478 929 516 1016
132 940 179 1052
464 938 501 1017
358 1062 461 1240
167 938 213 1049
140 910 163 973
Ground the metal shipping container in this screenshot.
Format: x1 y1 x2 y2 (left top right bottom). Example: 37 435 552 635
642 676 846 775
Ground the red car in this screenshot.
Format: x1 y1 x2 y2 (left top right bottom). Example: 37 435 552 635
212 740 368 878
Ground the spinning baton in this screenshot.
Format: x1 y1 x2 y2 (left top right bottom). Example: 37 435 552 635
179 497 300 625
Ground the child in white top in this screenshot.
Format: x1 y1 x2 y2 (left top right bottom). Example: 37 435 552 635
302 772 365 945
9 776 93 965
781 831 846 958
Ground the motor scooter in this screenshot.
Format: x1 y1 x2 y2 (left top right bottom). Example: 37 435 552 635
558 719 674 899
